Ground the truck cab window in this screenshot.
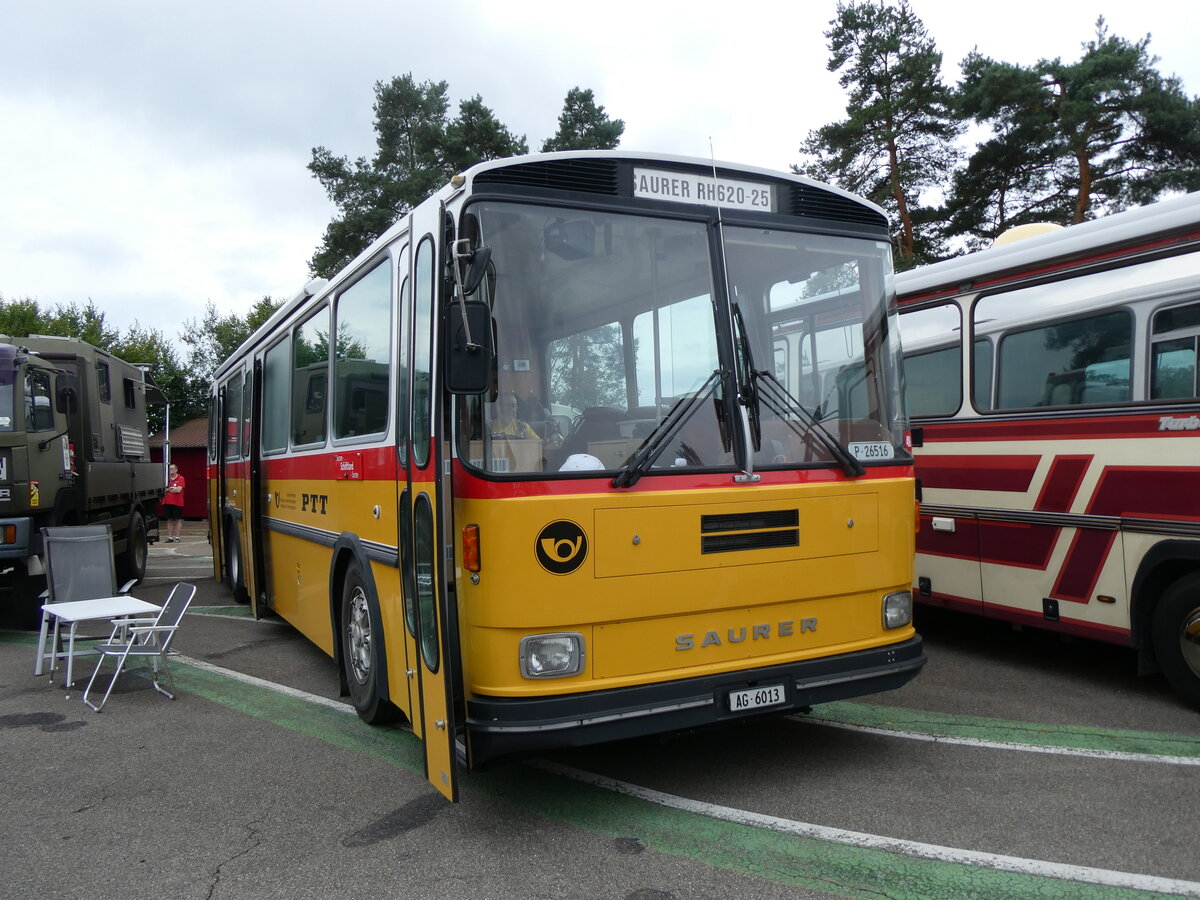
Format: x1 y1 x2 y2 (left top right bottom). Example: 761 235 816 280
24 370 54 432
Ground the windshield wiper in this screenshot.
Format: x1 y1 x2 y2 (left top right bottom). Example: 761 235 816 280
728 303 863 477
751 369 866 477
611 370 722 489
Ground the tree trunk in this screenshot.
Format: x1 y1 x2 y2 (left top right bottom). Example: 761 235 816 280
887 136 915 258
1074 150 1093 223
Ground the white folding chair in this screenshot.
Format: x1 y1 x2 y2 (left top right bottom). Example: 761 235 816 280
82 583 196 712
35 524 137 678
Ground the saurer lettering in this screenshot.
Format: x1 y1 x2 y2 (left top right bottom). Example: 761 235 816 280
675 618 817 651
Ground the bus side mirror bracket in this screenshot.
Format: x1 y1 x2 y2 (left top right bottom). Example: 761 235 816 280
444 302 494 395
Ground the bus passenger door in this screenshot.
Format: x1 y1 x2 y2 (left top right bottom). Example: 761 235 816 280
211 385 227 585
247 359 268 619
402 225 459 801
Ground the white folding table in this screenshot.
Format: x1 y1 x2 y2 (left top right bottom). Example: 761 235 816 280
36 596 162 696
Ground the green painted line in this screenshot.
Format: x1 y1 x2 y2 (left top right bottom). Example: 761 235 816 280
807 701 1200 759
163 663 1191 900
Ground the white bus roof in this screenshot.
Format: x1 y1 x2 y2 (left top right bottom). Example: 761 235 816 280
896 192 1200 300
216 150 887 381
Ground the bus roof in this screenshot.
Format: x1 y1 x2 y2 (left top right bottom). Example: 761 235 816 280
216 150 889 381
895 191 1200 302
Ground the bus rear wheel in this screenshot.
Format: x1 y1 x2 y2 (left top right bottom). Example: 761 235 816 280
225 529 249 604
341 563 397 724
1152 572 1200 709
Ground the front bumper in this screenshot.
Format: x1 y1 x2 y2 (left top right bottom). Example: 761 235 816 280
465 635 926 766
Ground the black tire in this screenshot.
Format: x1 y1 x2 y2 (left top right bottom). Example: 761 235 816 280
341 562 398 724
226 529 249 604
118 510 148 585
1151 571 1200 709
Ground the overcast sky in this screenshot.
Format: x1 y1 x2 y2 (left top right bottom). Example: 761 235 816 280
2 0 1196 349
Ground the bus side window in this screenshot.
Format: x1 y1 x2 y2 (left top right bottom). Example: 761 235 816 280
225 372 242 460
261 338 290 452
898 304 961 417
1150 301 1200 400
995 310 1131 410
292 305 330 446
333 260 391 440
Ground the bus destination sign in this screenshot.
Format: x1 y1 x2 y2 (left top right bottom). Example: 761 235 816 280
633 168 775 213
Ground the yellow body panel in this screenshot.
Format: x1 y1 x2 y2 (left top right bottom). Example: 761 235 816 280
454 477 914 698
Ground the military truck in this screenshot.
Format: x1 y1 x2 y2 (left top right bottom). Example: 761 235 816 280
0 335 163 598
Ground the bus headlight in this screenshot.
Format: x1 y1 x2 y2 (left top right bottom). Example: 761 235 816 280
883 590 913 629
519 633 584 678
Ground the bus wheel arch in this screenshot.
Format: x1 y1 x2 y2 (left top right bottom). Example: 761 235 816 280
330 539 397 724
1130 543 1200 647
1151 571 1200 709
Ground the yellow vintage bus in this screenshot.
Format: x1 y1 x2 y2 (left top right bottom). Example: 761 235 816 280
209 151 924 800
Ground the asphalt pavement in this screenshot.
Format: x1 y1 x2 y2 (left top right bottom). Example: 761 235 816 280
0 522 831 900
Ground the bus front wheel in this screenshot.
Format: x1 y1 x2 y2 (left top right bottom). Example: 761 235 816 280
341 563 397 724
1152 571 1200 709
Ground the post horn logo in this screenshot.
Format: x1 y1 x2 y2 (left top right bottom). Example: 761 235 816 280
535 520 588 575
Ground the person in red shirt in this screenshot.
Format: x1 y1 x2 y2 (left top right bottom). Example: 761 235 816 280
163 463 185 543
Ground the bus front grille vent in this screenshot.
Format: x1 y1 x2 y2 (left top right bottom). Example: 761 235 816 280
473 160 620 195
789 185 889 229
700 509 800 554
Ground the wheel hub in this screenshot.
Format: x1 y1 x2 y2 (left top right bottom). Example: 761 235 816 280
347 587 372 685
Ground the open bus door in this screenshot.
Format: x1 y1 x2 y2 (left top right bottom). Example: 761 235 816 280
211 385 227 586
247 358 269 620
402 222 459 801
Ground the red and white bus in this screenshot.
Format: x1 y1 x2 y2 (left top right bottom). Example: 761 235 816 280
896 192 1200 707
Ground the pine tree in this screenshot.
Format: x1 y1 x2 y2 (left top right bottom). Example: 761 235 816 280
795 0 961 268
541 88 624 152
948 18 1200 244
308 75 527 278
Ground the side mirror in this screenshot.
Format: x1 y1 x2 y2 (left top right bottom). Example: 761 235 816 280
462 246 492 297
55 373 80 414
444 302 494 395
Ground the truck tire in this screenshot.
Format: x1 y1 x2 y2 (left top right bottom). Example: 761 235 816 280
118 510 148 585
1152 572 1200 709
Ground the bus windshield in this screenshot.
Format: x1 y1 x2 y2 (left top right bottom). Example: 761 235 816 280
457 200 904 476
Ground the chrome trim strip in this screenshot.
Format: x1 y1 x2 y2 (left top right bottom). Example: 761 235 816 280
262 516 400 567
919 504 1200 538
471 697 715 734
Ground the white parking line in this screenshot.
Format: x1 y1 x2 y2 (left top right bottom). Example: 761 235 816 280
795 716 1200 766
536 760 1200 897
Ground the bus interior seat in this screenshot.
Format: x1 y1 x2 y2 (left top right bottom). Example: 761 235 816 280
559 407 631 458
